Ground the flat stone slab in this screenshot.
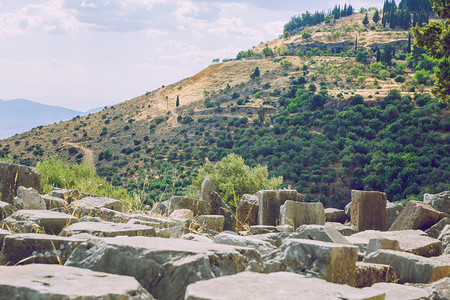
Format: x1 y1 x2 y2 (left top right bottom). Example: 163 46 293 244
364 250 450 283
129 214 182 228
185 272 385 300
213 232 275 254
293 224 351 245
4 210 79 235
325 222 357 236
65 236 262 300
0 264 153 299
71 196 124 212
60 221 156 237
0 233 86 265
41 194 68 209
348 230 443 257
371 282 431 300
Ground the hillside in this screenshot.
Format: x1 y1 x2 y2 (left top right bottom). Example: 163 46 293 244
1 12 448 208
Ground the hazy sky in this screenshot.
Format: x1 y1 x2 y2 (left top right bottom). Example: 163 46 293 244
0 0 383 111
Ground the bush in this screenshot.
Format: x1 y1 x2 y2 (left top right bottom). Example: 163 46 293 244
189 154 283 208
394 75 406 83
302 32 311 39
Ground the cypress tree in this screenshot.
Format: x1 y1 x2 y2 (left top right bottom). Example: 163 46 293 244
373 9 380 23
407 32 411 53
176 96 180 107
355 35 358 52
362 13 370 26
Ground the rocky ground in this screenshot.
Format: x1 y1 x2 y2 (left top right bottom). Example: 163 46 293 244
0 162 449 299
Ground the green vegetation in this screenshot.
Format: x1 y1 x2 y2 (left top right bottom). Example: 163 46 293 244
190 154 283 208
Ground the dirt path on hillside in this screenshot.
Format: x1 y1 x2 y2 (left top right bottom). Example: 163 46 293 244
65 142 95 166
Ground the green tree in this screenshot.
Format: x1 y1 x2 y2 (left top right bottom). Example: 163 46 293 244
176 95 180 107
262 47 274 57
302 32 312 39
250 67 260 79
412 0 449 103
373 9 380 23
363 12 370 26
190 154 283 208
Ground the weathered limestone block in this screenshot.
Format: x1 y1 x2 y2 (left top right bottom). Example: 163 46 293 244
245 233 288 248
325 222 357 236
151 200 169 215
426 277 450 300
0 264 153 299
364 250 450 283
425 217 449 239
65 236 262 300
350 190 387 231
0 228 12 251
355 262 398 288
389 200 441 231
0 201 14 220
236 194 259 231
423 191 449 214
4 210 79 235
386 201 404 229
169 209 194 220
213 232 275 254
348 230 442 257
0 233 86 265
41 194 68 209
60 221 156 237
129 214 181 228
13 186 46 210
276 225 294 233
325 208 348 224
194 215 224 232
71 196 124 212
258 190 303 226
263 239 358 285
185 272 385 300
50 187 82 203
97 207 131 223
365 238 401 256
0 162 40 205
248 225 277 235
180 233 213 243
371 282 431 300
293 224 351 245
167 196 211 217
438 224 450 254
280 200 325 228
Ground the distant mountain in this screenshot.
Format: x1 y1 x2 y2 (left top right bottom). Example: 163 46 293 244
0 99 83 139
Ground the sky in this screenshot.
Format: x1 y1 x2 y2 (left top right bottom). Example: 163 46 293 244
0 0 383 111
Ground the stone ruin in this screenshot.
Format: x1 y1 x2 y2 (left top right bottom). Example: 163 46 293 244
0 162 449 299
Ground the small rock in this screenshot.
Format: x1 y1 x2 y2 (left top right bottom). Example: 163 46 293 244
325 222 357 236
423 191 449 214
355 262 398 288
169 209 194 220
276 225 294 233
180 233 213 243
194 215 224 232
41 194 68 209
365 238 401 256
325 208 347 224
248 225 278 235
49 188 81 203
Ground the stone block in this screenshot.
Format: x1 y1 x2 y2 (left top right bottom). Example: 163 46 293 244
438 224 450 254
4 210 79 235
194 215 224 232
248 225 277 235
0 233 86 265
0 264 153 299
263 238 358 285
365 238 400 256
423 191 449 214
258 190 303 226
293 224 351 245
71 196 124 212
236 194 258 231
389 200 441 231
128 214 181 228
97 207 131 223
60 221 156 237
41 194 68 209
0 162 40 205
0 201 14 220
355 262 398 288
348 230 442 257
167 196 211 217
386 201 404 229
364 250 450 283
280 200 325 228
185 272 385 300
169 209 194 220
325 208 348 224
50 187 82 203
13 186 46 210
0 228 12 251
425 217 449 239
65 236 262 300
213 231 275 254
350 190 387 231
426 277 450 300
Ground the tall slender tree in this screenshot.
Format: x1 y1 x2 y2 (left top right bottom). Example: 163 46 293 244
373 9 380 23
363 12 370 26
176 96 180 107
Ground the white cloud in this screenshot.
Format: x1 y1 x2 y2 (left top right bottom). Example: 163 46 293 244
0 0 85 37
262 20 285 37
119 0 167 10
